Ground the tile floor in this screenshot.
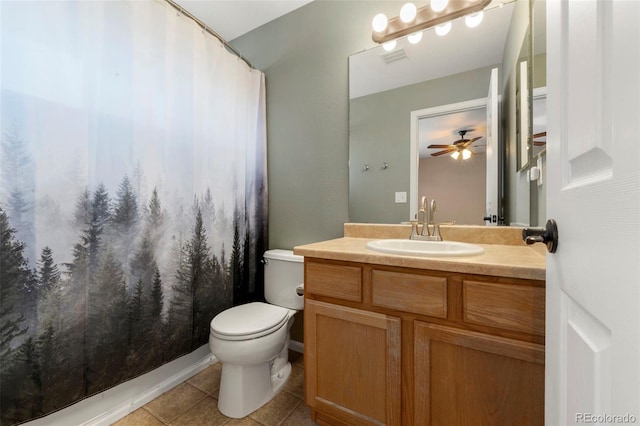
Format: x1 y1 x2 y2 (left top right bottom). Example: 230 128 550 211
113 351 316 426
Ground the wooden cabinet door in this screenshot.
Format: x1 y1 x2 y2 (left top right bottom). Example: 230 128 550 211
305 300 401 426
414 321 544 426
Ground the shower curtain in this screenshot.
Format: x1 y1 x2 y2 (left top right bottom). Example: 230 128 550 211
0 1 267 424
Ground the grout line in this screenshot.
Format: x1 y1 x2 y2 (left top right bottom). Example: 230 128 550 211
276 398 304 426
166 383 210 423
142 406 169 425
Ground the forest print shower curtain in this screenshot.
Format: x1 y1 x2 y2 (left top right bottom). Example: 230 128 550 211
0 1 267 424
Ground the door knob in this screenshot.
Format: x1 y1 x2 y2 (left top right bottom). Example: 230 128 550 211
522 219 559 253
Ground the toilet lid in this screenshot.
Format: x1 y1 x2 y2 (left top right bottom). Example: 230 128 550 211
210 302 290 338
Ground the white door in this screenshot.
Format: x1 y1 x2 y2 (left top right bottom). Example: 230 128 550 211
546 1 640 424
485 67 499 225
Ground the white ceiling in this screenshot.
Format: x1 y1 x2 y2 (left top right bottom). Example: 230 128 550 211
173 0 313 41
419 109 487 158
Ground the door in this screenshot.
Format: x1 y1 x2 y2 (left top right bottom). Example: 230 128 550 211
546 1 640 424
414 322 544 425
485 67 500 225
305 300 401 426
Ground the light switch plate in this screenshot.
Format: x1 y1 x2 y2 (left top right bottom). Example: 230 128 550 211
395 191 407 203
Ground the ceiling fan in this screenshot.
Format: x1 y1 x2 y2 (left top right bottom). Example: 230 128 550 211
428 130 483 160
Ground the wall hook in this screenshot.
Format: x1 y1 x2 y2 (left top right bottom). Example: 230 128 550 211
381 162 389 170
362 164 370 172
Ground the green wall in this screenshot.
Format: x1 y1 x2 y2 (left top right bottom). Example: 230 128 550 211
231 1 400 249
349 65 496 224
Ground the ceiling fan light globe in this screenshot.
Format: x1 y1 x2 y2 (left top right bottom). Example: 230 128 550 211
462 149 472 160
451 151 460 160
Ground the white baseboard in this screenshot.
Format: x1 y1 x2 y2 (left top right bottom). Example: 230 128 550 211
24 345 216 426
289 339 304 353
26 340 303 426
85 352 217 426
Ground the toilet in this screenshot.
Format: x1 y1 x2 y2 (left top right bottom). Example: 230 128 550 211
209 249 304 418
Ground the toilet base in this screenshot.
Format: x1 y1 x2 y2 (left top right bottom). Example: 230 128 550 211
217 356 292 418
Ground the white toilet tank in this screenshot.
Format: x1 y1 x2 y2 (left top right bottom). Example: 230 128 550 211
263 249 304 310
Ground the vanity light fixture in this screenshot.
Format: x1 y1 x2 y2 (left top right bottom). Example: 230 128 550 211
400 3 418 23
372 13 389 33
383 40 397 51
431 0 450 12
435 21 452 36
371 0 491 44
408 31 423 44
465 11 484 28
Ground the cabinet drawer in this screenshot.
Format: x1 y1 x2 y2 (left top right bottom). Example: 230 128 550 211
463 280 545 336
372 270 447 318
305 262 362 302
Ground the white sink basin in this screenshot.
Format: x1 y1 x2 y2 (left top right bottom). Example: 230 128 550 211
366 239 484 257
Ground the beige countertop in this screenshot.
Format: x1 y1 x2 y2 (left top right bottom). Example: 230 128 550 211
293 224 546 281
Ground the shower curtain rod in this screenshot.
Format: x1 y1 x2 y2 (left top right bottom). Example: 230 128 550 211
164 0 256 70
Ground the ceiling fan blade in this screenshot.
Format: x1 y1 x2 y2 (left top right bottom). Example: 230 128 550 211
460 136 483 148
431 149 455 157
427 144 455 149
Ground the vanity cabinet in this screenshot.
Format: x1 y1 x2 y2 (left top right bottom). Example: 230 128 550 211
304 258 545 426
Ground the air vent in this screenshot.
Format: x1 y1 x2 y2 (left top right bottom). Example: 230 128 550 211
380 48 408 65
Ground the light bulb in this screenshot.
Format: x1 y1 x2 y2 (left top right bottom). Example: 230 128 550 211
408 31 423 44
435 22 451 36
372 13 388 32
451 151 460 160
465 12 484 28
462 149 472 160
430 0 449 12
382 40 397 51
400 3 417 23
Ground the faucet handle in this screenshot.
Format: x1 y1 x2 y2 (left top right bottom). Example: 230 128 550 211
409 221 419 240
433 224 442 241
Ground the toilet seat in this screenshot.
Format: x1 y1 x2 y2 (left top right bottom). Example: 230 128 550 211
210 302 291 341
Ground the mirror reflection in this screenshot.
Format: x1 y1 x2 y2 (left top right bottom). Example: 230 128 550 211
349 0 545 226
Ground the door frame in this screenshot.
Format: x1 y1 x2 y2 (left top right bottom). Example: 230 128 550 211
409 98 488 220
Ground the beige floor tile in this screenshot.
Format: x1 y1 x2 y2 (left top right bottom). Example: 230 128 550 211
280 401 317 426
145 383 207 423
188 363 222 395
249 391 301 426
223 417 263 426
169 396 227 426
283 365 304 398
112 408 164 426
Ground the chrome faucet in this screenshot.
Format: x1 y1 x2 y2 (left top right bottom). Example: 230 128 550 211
410 197 443 241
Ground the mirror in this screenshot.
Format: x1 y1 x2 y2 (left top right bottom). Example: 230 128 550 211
349 0 540 225
529 0 547 226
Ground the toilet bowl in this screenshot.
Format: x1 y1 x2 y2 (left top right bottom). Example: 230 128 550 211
208 249 304 418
